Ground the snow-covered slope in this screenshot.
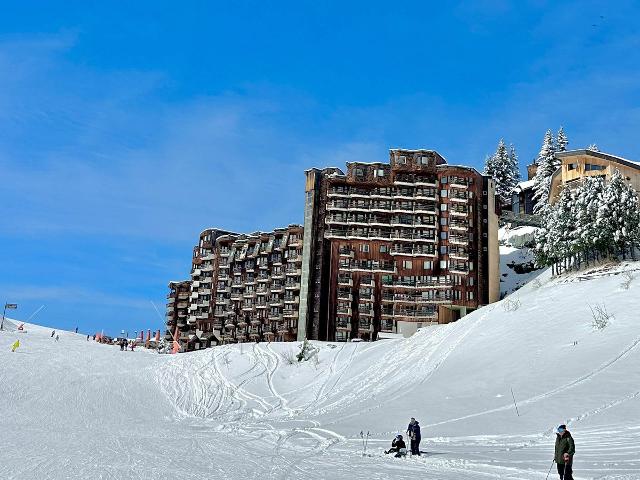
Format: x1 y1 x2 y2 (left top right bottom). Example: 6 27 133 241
499 225 543 297
2 265 640 479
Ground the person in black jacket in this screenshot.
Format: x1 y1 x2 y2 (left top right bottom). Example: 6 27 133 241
554 425 575 479
407 417 421 455
384 435 407 458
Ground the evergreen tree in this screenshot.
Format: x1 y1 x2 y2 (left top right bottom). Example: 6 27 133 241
596 169 640 257
556 126 569 153
574 176 606 255
587 144 599 152
483 139 519 203
532 130 559 213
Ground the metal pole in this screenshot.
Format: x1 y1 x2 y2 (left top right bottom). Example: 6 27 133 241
545 460 555 480
1 303 7 331
510 387 520 416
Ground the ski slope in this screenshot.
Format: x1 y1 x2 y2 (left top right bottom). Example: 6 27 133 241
2 264 640 479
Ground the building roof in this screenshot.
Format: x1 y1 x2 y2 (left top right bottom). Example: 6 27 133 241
513 179 535 193
556 149 640 171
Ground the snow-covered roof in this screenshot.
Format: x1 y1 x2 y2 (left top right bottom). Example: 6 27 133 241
513 179 535 193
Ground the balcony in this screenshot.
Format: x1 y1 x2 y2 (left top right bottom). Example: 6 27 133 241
255 303 268 309
269 300 284 307
190 292 199 299
230 294 243 301
284 296 300 304
449 252 469 260
268 314 283 322
450 209 468 217
338 277 353 286
219 249 231 257
271 272 285 280
192 268 202 276
200 277 212 284
337 293 352 301
285 268 302 276
449 223 469 232
242 305 255 312
257 275 271 283
337 307 352 316
224 322 236 330
449 195 468 203
449 182 469 190
177 292 189 300
201 265 214 272
217 273 229 281
270 285 284 293
358 309 374 317
283 310 298 318
449 236 468 246
285 282 300 290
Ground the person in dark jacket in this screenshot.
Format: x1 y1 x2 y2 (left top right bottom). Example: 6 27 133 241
384 435 407 458
554 425 575 480
406 417 421 455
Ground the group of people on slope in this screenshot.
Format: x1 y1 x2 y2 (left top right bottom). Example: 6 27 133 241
384 417 421 458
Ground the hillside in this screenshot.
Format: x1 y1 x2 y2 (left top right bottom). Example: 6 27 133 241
2 263 640 479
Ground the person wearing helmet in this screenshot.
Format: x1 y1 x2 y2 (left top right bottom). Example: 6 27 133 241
554 424 575 479
384 434 407 458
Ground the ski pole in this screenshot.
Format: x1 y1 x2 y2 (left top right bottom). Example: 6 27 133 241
545 460 555 480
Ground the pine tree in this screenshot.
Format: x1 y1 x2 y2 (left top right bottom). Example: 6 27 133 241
574 176 606 257
587 144 599 152
556 126 569 153
532 130 559 213
596 169 640 258
483 139 519 203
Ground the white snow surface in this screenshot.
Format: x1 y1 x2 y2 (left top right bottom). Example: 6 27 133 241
3 266 640 479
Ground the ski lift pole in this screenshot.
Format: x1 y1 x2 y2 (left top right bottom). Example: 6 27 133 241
510 386 520 417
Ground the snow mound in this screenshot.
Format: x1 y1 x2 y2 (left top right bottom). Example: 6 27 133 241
2 264 640 479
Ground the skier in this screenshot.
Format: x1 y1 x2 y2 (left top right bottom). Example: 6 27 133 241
75 327 78 334
384 434 407 458
554 425 575 480
11 340 20 352
55 334 59 342
406 417 421 455
86 335 90 341
51 330 56 338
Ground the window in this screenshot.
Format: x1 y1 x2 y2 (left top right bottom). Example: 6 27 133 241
379 245 388 253
440 203 448 211
419 156 429 165
397 156 407 164
423 260 432 270
468 277 474 286
440 231 447 240
441 176 448 183
567 163 577 171
468 291 474 300
374 169 385 178
402 260 413 269
483 190 488 195
441 189 448 198
483 246 488 251
360 244 370 253
440 217 447 226
469 262 474 271
355 168 365 177
440 260 448 269
440 245 448 254
585 164 605 171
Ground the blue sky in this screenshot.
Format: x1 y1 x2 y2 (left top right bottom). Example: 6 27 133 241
1 1 639 336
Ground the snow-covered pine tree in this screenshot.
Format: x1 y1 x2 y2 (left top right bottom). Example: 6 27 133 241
574 176 606 263
556 126 569 153
483 139 518 203
596 169 640 258
508 143 521 190
532 130 559 213
587 144 599 152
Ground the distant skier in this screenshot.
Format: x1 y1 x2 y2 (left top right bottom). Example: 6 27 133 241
75 327 78 334
384 434 407 458
55 334 59 342
11 340 20 352
554 425 575 480
86 334 90 341
51 330 56 338
406 417 421 456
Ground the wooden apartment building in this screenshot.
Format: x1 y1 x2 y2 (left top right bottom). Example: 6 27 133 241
297 149 500 342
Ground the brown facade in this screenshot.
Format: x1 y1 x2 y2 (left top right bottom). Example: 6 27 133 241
298 149 500 342
211 226 304 344
165 280 192 349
